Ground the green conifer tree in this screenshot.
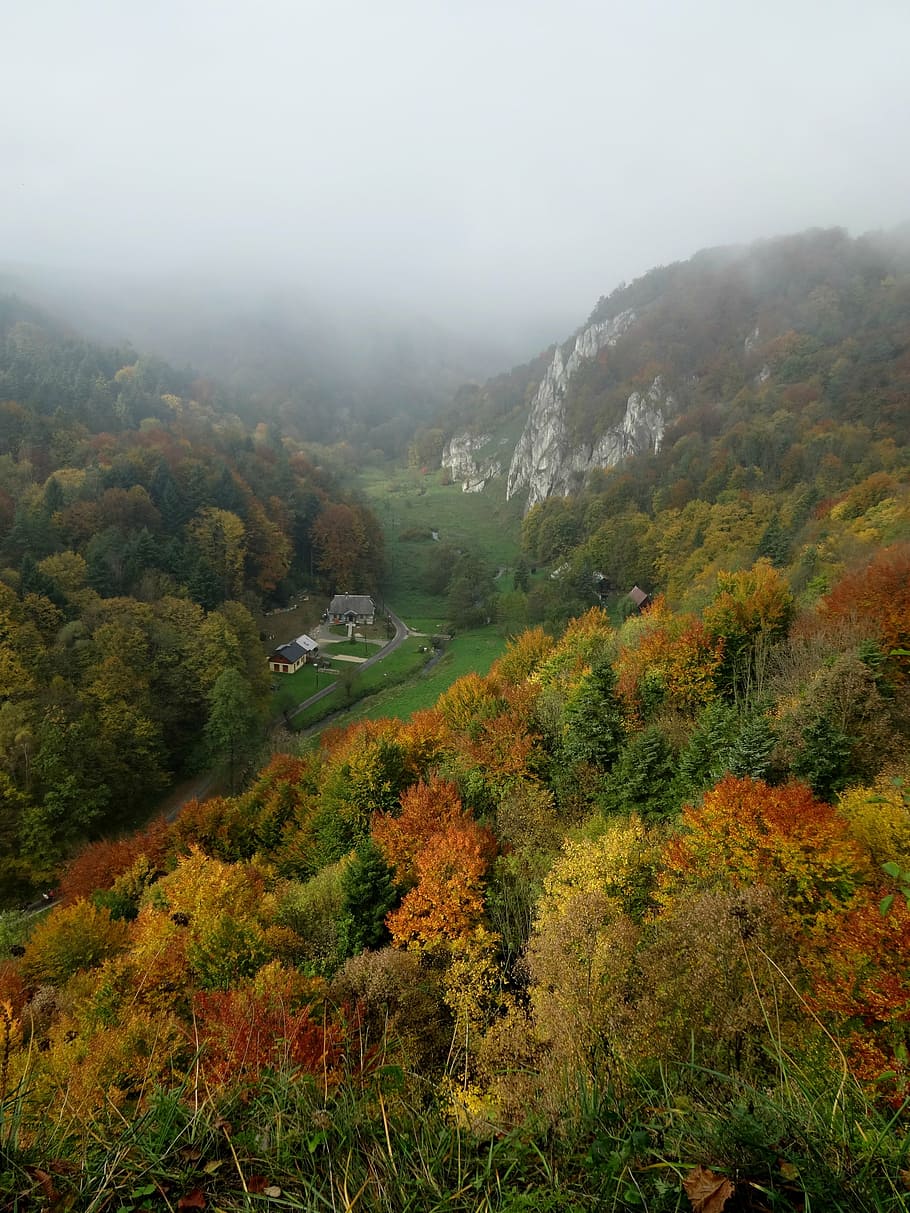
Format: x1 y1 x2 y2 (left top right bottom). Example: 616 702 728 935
601 725 677 821
561 658 625 771
791 715 853 802
727 712 776 781
338 838 398 956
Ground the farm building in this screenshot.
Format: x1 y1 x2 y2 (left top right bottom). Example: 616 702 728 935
328 594 375 625
628 585 653 613
268 633 319 674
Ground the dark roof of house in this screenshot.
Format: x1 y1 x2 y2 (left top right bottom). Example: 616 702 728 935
329 594 375 615
270 641 305 664
628 585 651 606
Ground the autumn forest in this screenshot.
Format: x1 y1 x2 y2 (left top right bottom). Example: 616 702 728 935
2 229 910 1210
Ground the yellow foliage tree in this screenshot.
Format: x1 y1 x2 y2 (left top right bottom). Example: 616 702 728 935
838 774 910 868
537 815 659 929
188 506 246 598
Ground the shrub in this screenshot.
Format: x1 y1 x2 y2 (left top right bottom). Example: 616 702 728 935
20 901 129 988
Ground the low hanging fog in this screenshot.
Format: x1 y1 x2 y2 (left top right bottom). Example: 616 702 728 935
3 0 910 372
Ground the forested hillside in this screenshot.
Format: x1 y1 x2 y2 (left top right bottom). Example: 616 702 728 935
0 269 528 459
432 229 910 631
0 298 384 900
2 546 908 1208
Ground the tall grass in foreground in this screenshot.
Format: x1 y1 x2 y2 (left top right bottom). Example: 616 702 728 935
6 1041 907 1211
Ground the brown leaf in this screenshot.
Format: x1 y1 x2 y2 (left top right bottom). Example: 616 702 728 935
45 1160 80 1176
246 1175 269 1193
30 1168 60 1203
683 1164 735 1213
177 1189 206 1210
900 1168 910 1190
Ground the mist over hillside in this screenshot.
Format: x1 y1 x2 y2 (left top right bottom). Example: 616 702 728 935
0 261 566 455
435 226 910 506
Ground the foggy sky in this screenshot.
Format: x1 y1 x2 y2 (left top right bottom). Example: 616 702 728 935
4 0 910 338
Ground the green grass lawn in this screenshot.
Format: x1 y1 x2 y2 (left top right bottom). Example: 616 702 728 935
327 639 378 658
289 636 431 730
269 663 339 715
308 625 508 731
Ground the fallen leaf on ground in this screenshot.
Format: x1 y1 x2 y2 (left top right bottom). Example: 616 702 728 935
683 1164 735 1213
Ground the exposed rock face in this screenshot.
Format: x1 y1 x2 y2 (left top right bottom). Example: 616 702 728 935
441 431 502 492
506 310 673 508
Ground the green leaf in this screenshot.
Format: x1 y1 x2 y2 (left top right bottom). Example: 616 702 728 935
307 1131 326 1153
880 893 895 915
882 861 902 878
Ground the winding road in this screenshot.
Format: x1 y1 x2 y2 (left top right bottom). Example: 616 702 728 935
286 606 411 723
149 608 414 824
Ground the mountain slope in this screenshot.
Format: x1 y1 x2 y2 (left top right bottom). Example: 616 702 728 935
441 227 910 508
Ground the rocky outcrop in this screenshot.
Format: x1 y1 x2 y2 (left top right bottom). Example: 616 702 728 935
506 310 673 508
441 432 502 492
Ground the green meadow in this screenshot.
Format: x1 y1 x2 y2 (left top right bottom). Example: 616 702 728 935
269 662 338 715
360 464 524 627
272 467 523 732
290 635 432 729
305 625 507 733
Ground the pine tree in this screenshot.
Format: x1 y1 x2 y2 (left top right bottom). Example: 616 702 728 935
756 513 789 567
513 557 530 593
338 838 398 956
792 715 853 802
727 712 776 781
601 726 677 821
675 701 738 802
561 658 625 771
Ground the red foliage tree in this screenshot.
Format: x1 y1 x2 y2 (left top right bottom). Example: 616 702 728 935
807 892 910 1101
194 969 343 1088
820 544 910 681
58 816 171 906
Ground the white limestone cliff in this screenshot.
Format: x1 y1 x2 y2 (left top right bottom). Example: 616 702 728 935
506 310 673 508
441 431 502 492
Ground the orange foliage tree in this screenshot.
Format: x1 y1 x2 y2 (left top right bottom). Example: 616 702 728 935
820 544 910 682
372 778 464 881
385 825 495 947
372 778 496 947
659 775 872 931
58 816 171 906
464 685 540 784
616 603 724 720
